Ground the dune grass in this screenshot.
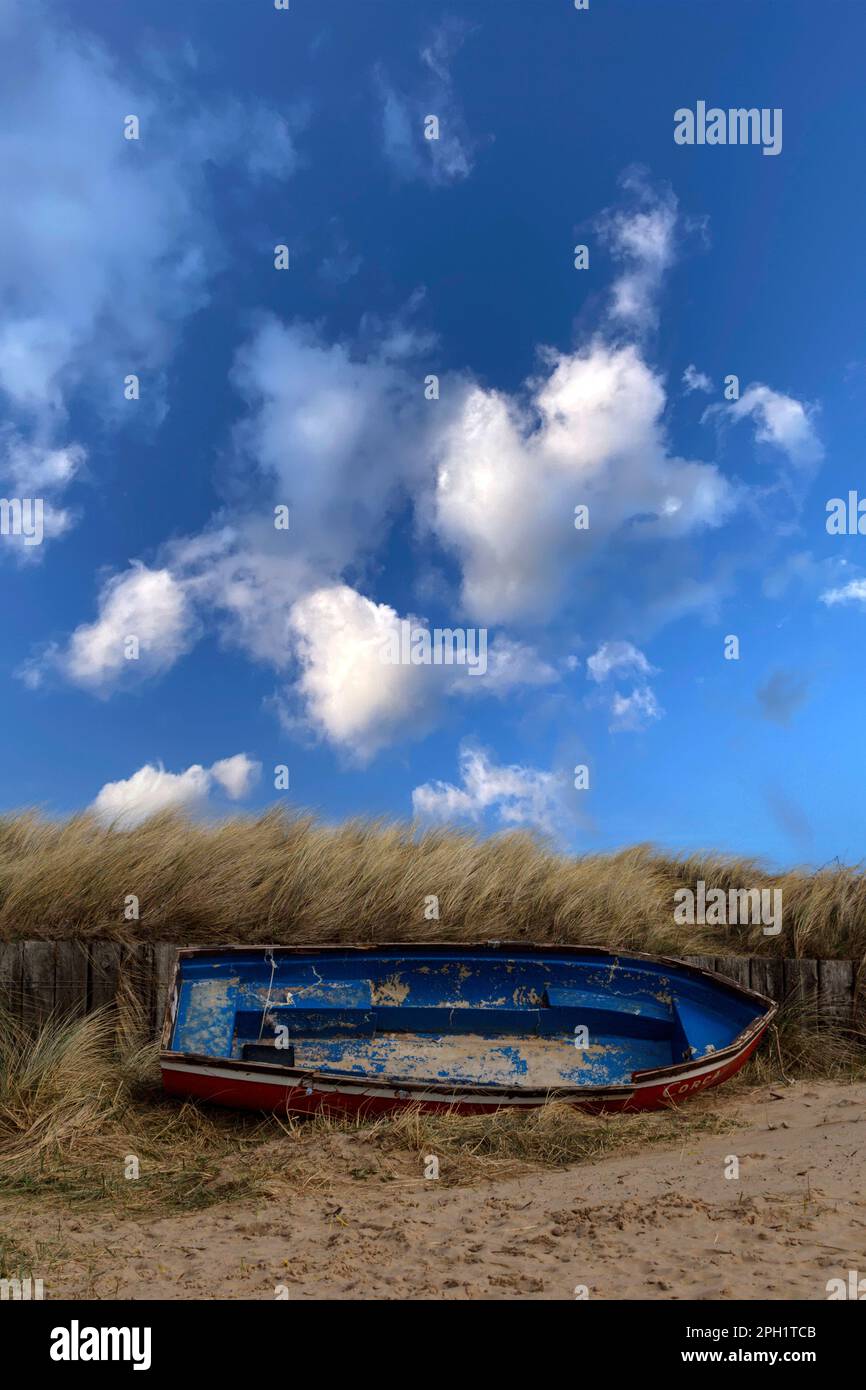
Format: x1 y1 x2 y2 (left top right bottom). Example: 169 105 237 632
1 808 866 959
0 998 863 1216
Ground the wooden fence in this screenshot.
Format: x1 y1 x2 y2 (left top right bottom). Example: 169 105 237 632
0 942 862 1036
0 941 178 1036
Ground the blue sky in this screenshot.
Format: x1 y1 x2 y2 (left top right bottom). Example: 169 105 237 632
3 0 866 867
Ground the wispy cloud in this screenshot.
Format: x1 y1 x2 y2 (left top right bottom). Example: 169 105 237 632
587 640 656 684
707 384 823 469
412 744 564 834
608 684 664 733
820 578 866 607
598 172 681 332
585 641 662 732
683 363 712 394
377 20 480 185
0 0 301 549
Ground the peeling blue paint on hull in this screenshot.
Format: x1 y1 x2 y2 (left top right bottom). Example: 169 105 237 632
160 943 776 1115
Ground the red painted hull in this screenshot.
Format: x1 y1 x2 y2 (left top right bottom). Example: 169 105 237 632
161 1020 770 1117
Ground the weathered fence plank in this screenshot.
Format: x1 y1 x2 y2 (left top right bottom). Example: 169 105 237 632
129 943 155 1026
749 957 786 1006
20 940 56 1032
109 942 151 1034
714 957 751 992
818 959 855 1026
0 941 23 1021
782 958 819 1020
54 941 89 1019
88 941 124 1012
684 955 717 974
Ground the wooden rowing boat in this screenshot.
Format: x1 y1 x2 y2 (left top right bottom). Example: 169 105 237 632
160 943 776 1115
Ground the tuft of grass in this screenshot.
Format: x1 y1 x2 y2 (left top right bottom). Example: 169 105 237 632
0 1005 270 1211
0 1006 128 1167
360 1099 734 1182
1 808 866 959
747 996 866 1086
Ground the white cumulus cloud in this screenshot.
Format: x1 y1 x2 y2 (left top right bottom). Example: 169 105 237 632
91 752 261 829
286 584 444 761
210 753 262 800
62 565 195 691
430 340 733 622
229 316 426 578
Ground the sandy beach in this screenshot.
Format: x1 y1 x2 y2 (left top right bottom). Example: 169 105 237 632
7 1079 864 1301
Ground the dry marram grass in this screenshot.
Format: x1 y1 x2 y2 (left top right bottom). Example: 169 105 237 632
2 809 866 959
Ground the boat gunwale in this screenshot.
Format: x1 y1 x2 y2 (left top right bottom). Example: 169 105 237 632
159 941 778 1100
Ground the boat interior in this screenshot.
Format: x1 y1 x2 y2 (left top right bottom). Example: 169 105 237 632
168 949 764 1090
